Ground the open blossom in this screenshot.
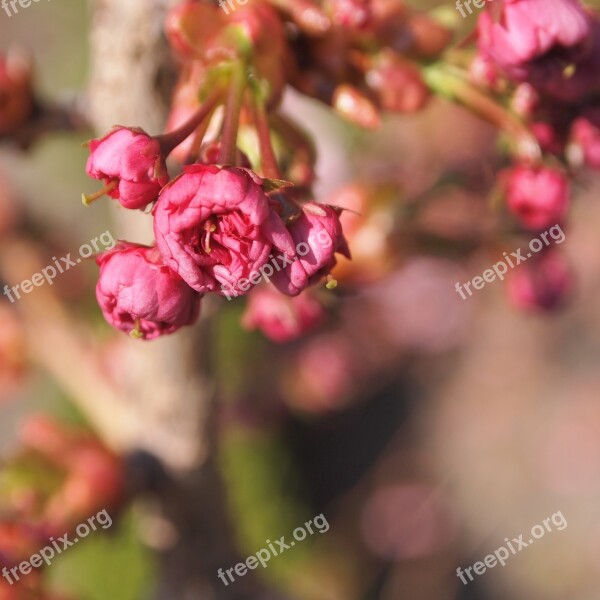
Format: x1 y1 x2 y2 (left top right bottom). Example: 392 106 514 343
153 164 295 295
96 242 201 340
85 127 169 210
477 0 592 98
241 287 325 343
505 165 570 231
272 202 350 296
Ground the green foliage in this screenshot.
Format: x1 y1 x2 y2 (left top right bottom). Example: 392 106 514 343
47 509 156 600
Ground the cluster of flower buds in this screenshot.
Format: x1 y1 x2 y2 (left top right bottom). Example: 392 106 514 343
461 0 600 310
82 0 352 341
285 0 451 127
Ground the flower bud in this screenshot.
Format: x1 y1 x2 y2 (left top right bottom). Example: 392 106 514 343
505 165 570 231
367 50 429 113
272 202 351 296
242 286 324 343
165 1 226 60
333 84 381 129
84 127 169 210
406 14 452 58
508 250 573 311
96 243 201 340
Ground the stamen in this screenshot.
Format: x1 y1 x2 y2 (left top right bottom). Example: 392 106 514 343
325 275 338 290
563 63 576 79
203 220 217 253
130 319 144 339
82 180 118 206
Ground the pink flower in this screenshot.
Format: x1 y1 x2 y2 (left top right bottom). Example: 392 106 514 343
153 164 295 295
505 165 570 231
570 108 600 169
508 250 573 311
272 202 351 296
85 127 169 210
241 287 324 343
477 0 592 94
95 242 201 340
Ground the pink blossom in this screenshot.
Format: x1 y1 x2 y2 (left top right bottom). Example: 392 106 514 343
241 287 324 343
477 0 592 99
272 202 351 296
85 127 169 210
506 165 570 231
153 164 295 295
95 242 201 340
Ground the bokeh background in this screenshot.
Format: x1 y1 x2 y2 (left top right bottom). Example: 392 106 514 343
1 1 600 599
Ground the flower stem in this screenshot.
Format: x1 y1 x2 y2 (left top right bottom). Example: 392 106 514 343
423 63 541 162
252 92 281 179
156 88 222 156
189 105 218 163
219 63 247 166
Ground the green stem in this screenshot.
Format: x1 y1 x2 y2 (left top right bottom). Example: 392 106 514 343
423 63 541 162
219 63 247 166
252 92 281 179
155 88 221 156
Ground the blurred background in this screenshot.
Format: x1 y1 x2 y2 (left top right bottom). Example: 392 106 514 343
1 1 599 600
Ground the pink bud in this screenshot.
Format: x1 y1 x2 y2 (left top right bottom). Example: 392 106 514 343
478 0 591 80
241 287 324 343
505 165 570 231
85 127 169 210
367 51 429 114
332 84 381 129
272 202 351 296
95 243 201 340
508 250 573 311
